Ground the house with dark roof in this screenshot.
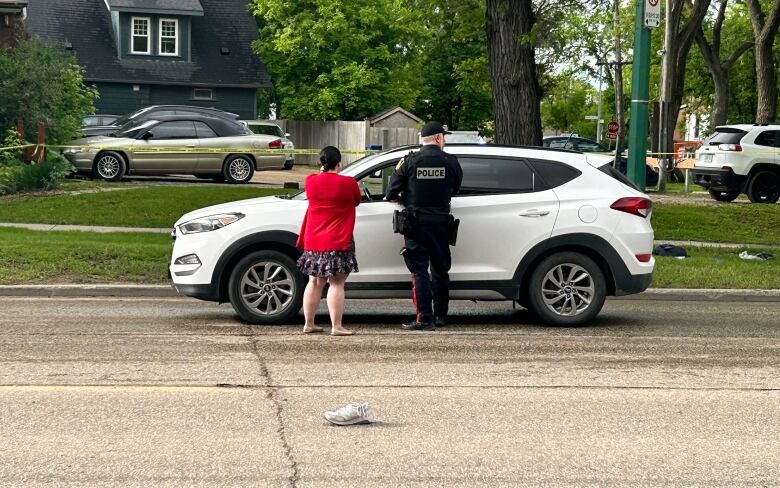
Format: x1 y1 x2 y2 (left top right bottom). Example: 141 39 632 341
26 0 270 119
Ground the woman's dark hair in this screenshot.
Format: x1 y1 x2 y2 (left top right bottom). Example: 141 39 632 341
320 146 342 171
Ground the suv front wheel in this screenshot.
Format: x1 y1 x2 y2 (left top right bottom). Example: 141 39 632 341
527 252 607 326
228 250 304 325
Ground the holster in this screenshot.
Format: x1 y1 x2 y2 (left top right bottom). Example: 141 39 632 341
448 215 460 246
393 209 417 237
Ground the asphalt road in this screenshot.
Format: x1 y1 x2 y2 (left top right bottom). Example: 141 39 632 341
0 297 778 487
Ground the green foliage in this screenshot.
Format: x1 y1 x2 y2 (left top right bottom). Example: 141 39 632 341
412 0 492 131
541 76 599 139
251 0 427 120
0 129 24 168
0 36 97 145
0 152 74 196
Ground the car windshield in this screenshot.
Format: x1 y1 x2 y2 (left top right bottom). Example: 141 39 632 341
113 119 158 138
705 129 747 145
111 107 154 127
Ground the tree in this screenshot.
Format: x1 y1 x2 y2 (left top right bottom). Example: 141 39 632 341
695 1 754 128
250 0 427 120
413 0 492 131
744 0 780 123
656 0 710 177
0 36 96 144
541 76 599 139
486 0 542 145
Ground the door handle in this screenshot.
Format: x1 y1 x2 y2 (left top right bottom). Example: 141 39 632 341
519 209 550 217
185 145 197 148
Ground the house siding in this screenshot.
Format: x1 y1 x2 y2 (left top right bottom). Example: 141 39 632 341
92 82 257 119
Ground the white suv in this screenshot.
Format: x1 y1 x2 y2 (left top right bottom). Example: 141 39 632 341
694 125 780 203
169 145 655 326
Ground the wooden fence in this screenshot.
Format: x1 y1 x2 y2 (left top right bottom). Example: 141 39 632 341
256 120 419 165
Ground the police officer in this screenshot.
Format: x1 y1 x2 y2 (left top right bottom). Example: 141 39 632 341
386 121 463 330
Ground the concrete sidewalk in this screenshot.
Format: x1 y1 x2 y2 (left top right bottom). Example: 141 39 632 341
0 284 778 302
2 221 779 250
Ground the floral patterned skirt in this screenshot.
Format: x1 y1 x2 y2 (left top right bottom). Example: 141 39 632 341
297 242 359 277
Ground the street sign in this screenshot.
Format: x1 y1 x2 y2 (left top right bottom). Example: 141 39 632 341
585 115 599 120
645 0 661 28
606 132 617 140
607 120 619 133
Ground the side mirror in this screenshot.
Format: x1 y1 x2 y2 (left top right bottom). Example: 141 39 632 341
142 131 154 140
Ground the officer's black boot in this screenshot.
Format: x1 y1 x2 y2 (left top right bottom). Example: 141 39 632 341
402 320 435 331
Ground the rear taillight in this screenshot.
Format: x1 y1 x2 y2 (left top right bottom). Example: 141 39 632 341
610 197 652 218
635 254 652 263
717 144 742 151
268 139 283 149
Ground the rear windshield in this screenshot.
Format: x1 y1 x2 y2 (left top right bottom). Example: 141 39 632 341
598 163 639 191
705 129 747 145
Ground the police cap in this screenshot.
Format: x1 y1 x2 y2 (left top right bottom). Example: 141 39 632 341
420 121 452 137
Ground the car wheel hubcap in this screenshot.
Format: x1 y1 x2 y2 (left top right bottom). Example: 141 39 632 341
755 175 779 201
239 261 295 316
541 263 595 317
97 156 120 178
229 158 251 181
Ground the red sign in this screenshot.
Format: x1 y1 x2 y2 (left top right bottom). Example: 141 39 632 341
607 121 619 134
606 132 617 140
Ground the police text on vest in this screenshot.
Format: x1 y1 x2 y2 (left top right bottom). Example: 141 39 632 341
417 167 446 179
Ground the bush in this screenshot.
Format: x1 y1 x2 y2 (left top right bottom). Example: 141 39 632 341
0 36 97 145
0 130 73 196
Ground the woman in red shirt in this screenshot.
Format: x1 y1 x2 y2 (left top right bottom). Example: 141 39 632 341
296 146 362 336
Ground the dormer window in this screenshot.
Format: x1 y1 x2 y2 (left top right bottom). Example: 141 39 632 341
159 18 178 56
131 17 150 54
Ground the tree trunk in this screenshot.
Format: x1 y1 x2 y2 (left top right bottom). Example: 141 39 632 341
745 0 780 123
486 0 542 145
712 74 730 128
754 39 777 123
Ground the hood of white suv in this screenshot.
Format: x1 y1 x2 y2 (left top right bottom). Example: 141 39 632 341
175 196 303 226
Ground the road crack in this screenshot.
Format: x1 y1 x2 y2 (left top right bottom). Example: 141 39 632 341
249 337 300 488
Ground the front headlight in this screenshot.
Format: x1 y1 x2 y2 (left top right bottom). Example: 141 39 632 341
63 147 91 154
178 213 245 235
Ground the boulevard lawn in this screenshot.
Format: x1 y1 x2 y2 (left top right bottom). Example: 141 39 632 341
0 227 777 289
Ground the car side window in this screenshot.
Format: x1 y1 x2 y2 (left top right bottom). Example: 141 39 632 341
356 161 398 201
194 121 218 139
149 121 198 140
754 130 780 148
83 116 100 127
458 157 538 196
529 159 582 189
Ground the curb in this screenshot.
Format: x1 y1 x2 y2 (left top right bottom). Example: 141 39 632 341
0 285 778 302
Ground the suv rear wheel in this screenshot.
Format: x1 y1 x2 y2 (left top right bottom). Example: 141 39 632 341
228 250 304 325
527 252 607 326
708 189 740 202
747 171 780 204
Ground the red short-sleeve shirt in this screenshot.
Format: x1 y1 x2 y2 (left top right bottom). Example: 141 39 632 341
296 172 361 251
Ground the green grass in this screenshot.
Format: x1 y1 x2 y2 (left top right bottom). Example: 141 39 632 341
0 185 288 228
651 247 780 289
1 228 777 289
653 202 780 246
0 227 170 284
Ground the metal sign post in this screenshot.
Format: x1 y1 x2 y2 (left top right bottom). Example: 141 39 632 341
627 0 654 190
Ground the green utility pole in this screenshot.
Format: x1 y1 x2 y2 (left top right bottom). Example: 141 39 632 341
627 0 652 190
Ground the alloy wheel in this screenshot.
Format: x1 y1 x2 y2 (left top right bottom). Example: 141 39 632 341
229 158 252 182
239 261 295 316
540 263 595 317
96 155 120 179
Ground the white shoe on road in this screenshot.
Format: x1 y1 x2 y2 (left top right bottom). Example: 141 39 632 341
323 402 375 426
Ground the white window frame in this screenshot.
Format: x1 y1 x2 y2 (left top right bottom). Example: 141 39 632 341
158 18 179 57
130 16 151 55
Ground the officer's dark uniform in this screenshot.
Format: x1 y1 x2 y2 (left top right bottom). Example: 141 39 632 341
386 123 463 329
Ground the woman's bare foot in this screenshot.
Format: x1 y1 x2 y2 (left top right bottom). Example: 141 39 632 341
303 325 324 334
330 327 354 336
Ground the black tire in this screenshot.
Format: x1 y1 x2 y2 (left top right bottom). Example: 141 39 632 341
223 155 255 184
228 250 304 325
283 159 294 170
708 189 740 202
527 252 607 326
746 171 780 204
92 151 126 182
